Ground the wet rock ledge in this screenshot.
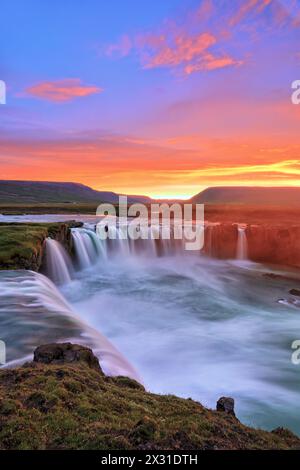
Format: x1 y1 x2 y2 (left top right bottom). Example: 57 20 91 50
0 342 299 450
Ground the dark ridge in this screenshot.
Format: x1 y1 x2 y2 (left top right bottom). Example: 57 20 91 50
190 187 300 205
0 180 151 204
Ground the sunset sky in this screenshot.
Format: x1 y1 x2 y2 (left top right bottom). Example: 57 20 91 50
1 0 300 198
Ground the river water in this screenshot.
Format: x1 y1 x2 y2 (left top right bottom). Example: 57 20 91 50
1 214 300 435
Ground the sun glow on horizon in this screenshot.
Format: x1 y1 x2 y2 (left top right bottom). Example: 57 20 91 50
1 1 299 200
148 194 194 201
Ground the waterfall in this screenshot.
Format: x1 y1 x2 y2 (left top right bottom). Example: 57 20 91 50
86 228 107 259
71 223 205 263
72 225 158 262
71 228 107 269
32 272 141 381
0 270 141 382
236 225 248 260
107 224 187 258
45 239 73 285
203 223 220 257
204 224 213 256
72 230 93 269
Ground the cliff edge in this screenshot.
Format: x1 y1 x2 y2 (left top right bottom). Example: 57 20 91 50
0 343 299 450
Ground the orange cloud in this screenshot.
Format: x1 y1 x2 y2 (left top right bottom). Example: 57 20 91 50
25 79 103 102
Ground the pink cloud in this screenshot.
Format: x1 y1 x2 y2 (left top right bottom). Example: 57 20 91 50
229 0 271 27
104 0 296 76
184 53 243 74
229 0 298 29
25 79 103 102
143 32 217 69
139 31 243 75
104 2 244 76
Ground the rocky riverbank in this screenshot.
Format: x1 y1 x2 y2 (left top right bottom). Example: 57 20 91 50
0 343 299 450
0 221 82 271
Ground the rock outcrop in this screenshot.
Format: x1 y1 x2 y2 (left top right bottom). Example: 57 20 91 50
33 343 101 372
216 397 235 417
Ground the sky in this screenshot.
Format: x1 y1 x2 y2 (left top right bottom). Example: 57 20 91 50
0 0 300 199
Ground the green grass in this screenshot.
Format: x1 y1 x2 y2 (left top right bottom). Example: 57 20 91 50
0 222 75 270
0 361 299 450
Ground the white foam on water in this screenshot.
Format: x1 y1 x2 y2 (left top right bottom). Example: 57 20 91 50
0 270 141 383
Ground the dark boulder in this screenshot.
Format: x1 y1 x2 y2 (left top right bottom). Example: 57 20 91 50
289 289 300 297
216 396 235 416
33 343 102 372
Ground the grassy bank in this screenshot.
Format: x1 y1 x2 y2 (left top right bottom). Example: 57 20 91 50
0 351 299 450
0 222 79 270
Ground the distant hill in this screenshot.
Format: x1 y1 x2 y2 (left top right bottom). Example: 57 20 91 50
0 181 151 204
190 187 300 205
